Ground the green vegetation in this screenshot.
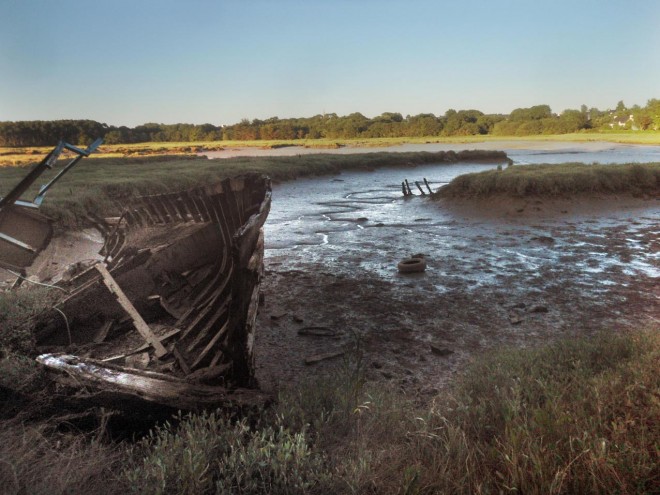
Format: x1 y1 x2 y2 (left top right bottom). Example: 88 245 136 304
1 328 657 494
0 150 506 228
0 288 60 355
436 162 660 198
1 99 659 148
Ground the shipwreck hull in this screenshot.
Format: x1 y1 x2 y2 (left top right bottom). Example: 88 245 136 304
34 174 271 410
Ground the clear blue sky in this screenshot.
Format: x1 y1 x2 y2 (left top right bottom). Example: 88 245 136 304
1 0 659 126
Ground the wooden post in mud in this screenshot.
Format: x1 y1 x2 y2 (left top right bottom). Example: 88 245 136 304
423 178 433 194
94 263 168 358
401 182 408 196
415 181 426 195
404 180 413 196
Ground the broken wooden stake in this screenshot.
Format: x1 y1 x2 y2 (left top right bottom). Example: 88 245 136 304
94 263 168 358
423 178 433 194
404 179 413 196
415 181 426 195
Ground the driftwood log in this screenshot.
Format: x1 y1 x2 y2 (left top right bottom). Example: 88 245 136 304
37 354 272 414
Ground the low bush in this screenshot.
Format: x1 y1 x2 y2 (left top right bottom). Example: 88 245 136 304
122 412 329 495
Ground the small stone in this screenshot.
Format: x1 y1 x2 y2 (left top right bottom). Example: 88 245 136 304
356 217 369 222
509 314 523 325
292 315 304 323
372 361 383 369
529 304 549 313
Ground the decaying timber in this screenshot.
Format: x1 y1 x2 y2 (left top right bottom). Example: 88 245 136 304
27 173 272 412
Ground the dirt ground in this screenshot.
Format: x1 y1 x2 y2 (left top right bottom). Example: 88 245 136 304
254 197 659 396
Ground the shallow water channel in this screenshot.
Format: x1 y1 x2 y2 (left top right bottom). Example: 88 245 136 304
265 155 659 290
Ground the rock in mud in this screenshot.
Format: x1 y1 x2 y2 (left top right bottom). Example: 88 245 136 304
430 344 454 356
509 313 523 325
530 236 555 245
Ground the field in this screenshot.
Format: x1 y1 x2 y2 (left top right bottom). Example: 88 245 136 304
2 131 660 166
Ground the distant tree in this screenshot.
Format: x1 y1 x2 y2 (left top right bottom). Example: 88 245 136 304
510 105 552 122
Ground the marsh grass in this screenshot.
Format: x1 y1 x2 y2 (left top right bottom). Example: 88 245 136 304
436 162 660 198
317 329 660 494
122 330 660 494
0 150 505 228
0 329 657 493
0 421 124 495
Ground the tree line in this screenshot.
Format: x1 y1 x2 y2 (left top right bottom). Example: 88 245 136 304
1 99 658 147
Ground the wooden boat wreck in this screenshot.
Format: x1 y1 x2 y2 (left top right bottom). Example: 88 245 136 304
1 142 273 412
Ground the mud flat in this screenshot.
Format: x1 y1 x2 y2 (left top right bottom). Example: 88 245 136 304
254 174 659 394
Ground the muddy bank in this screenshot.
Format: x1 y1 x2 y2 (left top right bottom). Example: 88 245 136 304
435 194 660 220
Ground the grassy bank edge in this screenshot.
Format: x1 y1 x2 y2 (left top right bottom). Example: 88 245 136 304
434 162 660 199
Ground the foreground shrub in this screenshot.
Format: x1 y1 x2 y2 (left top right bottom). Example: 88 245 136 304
123 412 330 495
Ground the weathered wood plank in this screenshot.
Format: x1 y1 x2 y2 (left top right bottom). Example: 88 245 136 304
94 263 168 358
